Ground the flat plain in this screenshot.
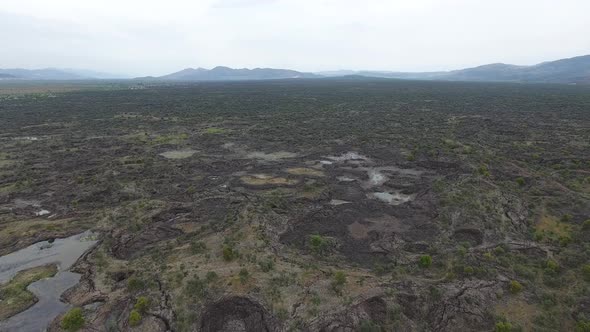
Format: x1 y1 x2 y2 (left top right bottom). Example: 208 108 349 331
0 78 589 331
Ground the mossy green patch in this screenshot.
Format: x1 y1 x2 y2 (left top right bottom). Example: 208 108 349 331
203 127 226 134
0 264 58 320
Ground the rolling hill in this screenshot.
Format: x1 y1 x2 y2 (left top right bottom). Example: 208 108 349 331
319 55 590 84
155 66 319 81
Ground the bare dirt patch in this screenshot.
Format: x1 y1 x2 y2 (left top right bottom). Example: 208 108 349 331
240 174 298 186
159 149 197 159
286 167 324 177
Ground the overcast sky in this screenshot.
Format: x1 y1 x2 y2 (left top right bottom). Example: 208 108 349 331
1 0 589 76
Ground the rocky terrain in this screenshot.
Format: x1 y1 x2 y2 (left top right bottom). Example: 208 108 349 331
0 79 589 331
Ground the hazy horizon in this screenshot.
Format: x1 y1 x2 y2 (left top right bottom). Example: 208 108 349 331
2 0 590 77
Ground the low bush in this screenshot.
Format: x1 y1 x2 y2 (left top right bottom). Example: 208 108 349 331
509 280 523 294
129 309 142 326
61 307 84 332
419 255 432 268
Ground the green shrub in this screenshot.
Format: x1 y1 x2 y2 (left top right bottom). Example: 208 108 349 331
127 277 145 293
514 264 535 281
222 245 237 261
541 292 557 309
239 268 250 284
129 309 142 326
463 266 474 275
457 246 467 257
546 259 559 273
276 307 289 320
311 293 322 306
360 319 382 332
516 177 525 186
186 275 207 298
495 321 512 332
419 255 432 268
190 241 207 254
309 234 328 255
582 220 590 230
559 235 572 247
331 271 347 295
258 258 275 272
582 264 590 281
478 165 490 177
509 280 523 294
576 320 590 332
134 297 150 313
205 271 219 283
61 307 85 332
494 246 506 255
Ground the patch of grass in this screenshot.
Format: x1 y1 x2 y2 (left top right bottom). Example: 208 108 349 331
241 175 298 186
582 264 590 282
419 255 432 268
205 271 219 283
495 321 512 332
149 132 189 145
576 320 590 332
190 241 207 255
509 280 523 294
286 167 324 177
258 257 275 272
0 218 83 256
127 277 145 293
309 234 328 255
61 307 85 332
495 297 536 331
239 268 250 284
134 296 150 313
129 309 142 326
331 271 347 295
360 319 382 332
203 127 226 134
0 264 58 320
535 215 572 244
222 244 238 262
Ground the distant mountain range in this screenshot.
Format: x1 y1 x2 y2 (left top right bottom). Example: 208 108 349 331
2 55 589 84
0 68 127 80
319 55 590 84
138 66 320 81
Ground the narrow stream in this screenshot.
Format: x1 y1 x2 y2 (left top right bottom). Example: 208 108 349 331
0 231 98 332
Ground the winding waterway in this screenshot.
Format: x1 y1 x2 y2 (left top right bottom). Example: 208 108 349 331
0 231 97 331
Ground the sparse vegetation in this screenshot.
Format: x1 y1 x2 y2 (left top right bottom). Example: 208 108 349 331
331 271 347 295
309 234 328 255
239 268 250 284
61 307 85 332
1 79 589 332
134 297 150 313
129 309 142 326
419 255 433 268
0 264 58 320
495 321 513 332
509 280 523 294
222 244 238 262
